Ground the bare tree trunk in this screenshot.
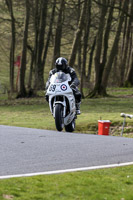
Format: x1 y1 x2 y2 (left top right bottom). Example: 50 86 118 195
101 0 128 95
28 52 34 92
51 0 65 69
88 0 108 97
120 0 132 86
69 0 87 67
34 0 48 90
125 3 133 87
80 0 92 97
87 37 96 81
125 31 133 79
77 40 82 74
125 53 133 86
82 0 91 77
77 0 82 74
5 0 15 93
17 0 30 98
27 44 34 92
31 0 40 94
42 0 56 68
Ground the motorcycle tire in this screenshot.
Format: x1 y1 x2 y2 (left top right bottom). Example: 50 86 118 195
55 104 64 132
65 119 75 132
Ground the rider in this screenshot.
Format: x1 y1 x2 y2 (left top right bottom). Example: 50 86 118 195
45 57 81 115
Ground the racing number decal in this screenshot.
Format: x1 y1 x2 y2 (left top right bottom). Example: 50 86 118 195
49 84 56 92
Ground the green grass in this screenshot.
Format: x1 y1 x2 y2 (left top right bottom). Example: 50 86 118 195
0 91 133 136
0 103 55 130
0 166 133 200
0 89 133 199
107 87 133 96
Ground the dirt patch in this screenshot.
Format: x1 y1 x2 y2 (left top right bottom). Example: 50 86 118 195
3 194 14 199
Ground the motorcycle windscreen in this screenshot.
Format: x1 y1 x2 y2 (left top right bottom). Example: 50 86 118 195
50 72 69 83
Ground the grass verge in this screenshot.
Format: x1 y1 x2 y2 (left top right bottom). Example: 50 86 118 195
0 88 133 199
0 166 133 200
0 90 133 136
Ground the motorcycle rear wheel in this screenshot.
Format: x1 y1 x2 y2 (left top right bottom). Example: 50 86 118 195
65 119 75 132
55 104 64 132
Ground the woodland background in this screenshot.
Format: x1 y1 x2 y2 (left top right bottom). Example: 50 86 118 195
0 0 133 98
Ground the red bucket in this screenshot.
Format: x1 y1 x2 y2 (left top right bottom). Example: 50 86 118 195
98 120 111 135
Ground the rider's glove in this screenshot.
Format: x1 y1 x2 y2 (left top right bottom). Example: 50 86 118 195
70 83 76 91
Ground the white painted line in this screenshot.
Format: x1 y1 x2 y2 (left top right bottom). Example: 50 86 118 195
0 162 133 179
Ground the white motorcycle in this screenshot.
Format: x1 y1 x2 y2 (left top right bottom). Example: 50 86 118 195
46 72 77 132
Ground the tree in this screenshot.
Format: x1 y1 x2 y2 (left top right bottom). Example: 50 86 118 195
126 57 133 86
5 0 15 93
101 0 128 95
2 0 133 97
80 0 92 97
125 0 133 86
42 0 56 68
51 0 65 68
17 0 30 98
69 0 87 67
120 0 133 86
88 0 109 97
87 37 96 81
34 0 48 90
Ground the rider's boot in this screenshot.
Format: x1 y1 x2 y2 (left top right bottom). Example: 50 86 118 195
76 102 81 115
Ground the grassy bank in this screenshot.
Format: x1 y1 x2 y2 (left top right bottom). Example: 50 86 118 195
0 88 133 199
0 166 133 200
0 88 133 136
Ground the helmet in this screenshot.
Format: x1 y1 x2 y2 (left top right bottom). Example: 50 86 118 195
55 57 68 71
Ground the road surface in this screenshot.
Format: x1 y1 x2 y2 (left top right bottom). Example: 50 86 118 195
0 125 133 178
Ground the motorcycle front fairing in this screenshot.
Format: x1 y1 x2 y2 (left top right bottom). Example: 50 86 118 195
46 72 76 125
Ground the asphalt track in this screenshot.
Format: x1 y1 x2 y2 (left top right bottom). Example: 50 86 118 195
0 125 133 179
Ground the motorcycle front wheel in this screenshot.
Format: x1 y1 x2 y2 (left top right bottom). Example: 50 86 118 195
65 119 75 132
55 104 64 132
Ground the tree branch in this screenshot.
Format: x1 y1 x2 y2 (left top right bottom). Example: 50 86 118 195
93 0 131 17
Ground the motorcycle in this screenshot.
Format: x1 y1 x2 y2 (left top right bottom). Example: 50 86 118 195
46 72 77 132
